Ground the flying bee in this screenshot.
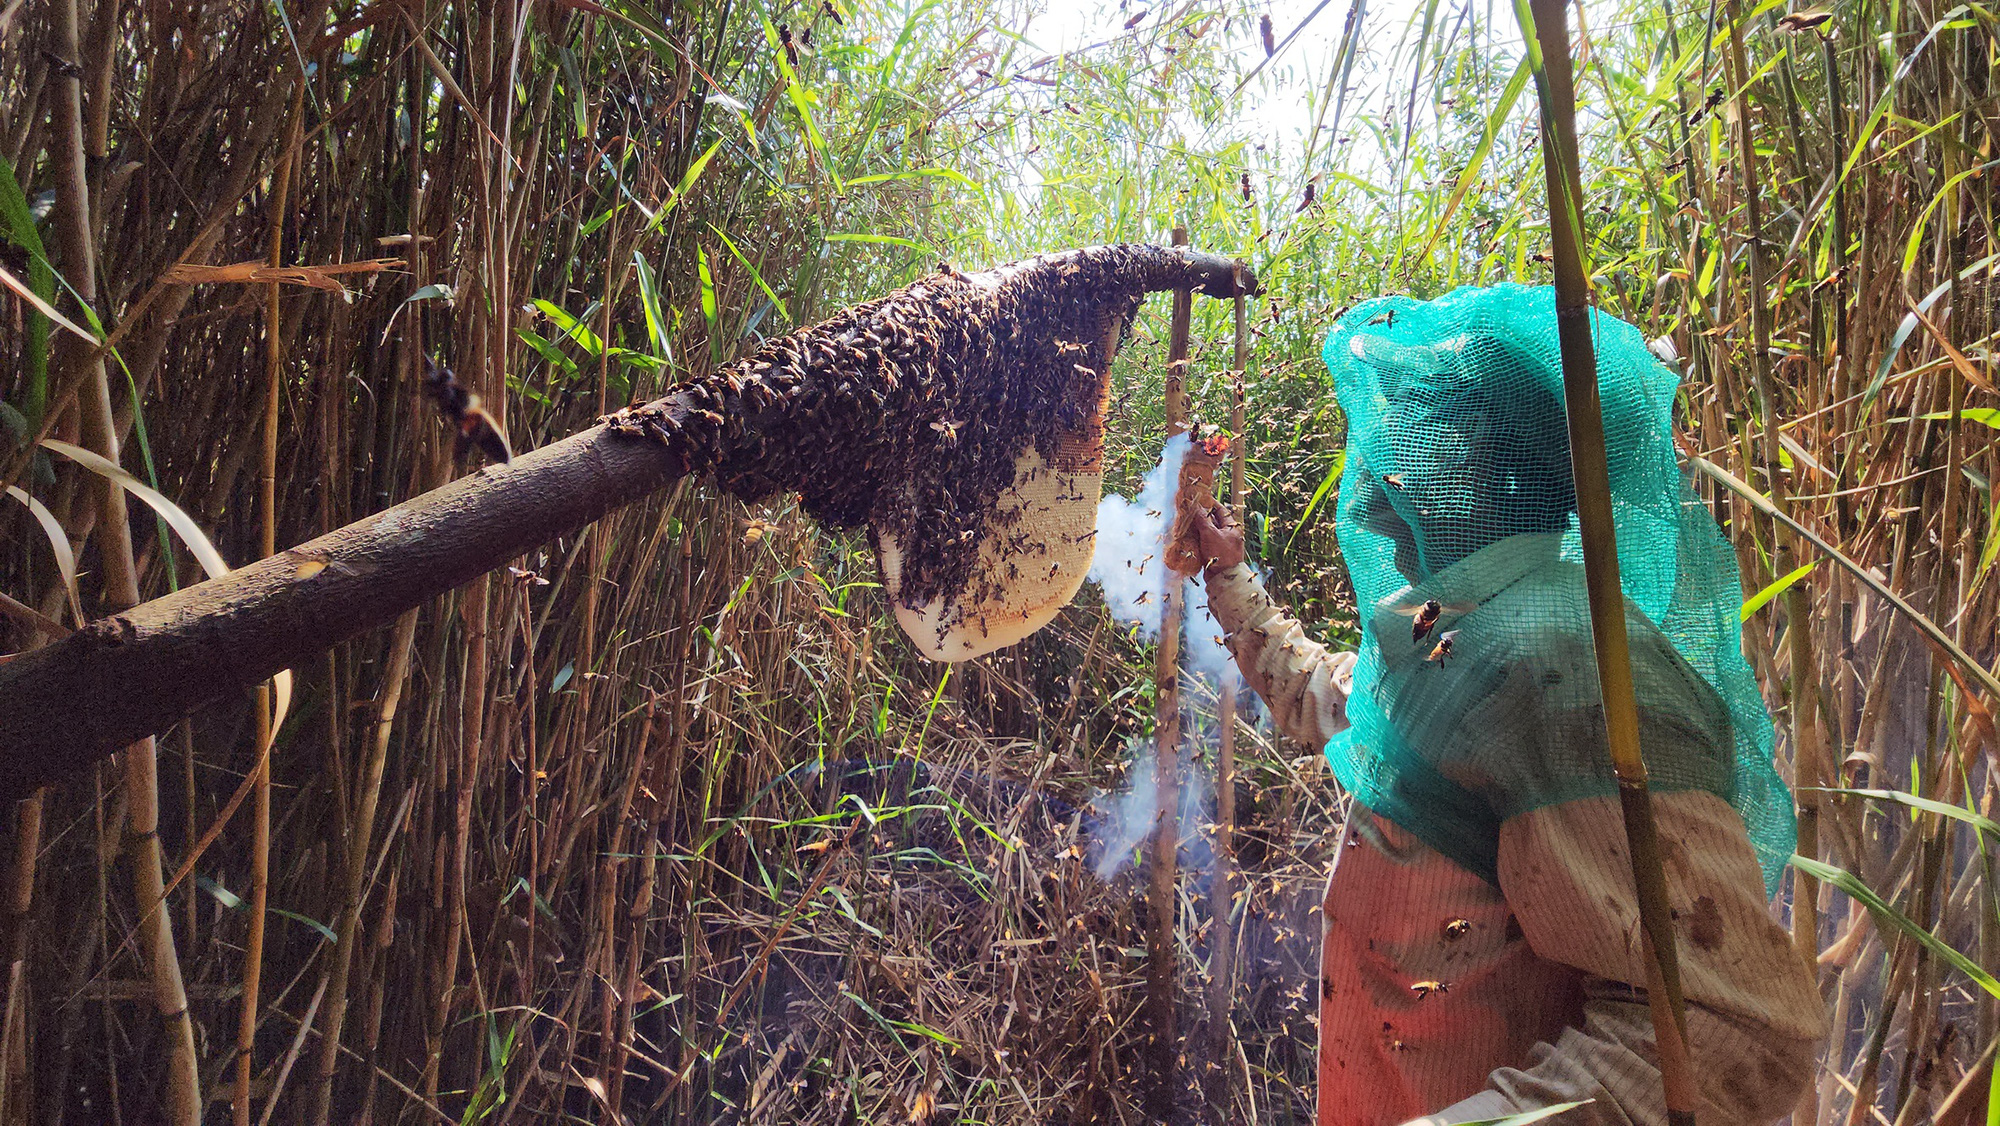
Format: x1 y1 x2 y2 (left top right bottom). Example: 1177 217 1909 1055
777 23 802 67
743 518 777 545
1381 473 1405 490
1260 12 1277 55
1400 599 1443 643
1409 980 1451 999
1367 309 1396 327
423 358 514 465
930 419 963 445
1426 629 1460 666
1391 599 1472 643
1296 171 1323 213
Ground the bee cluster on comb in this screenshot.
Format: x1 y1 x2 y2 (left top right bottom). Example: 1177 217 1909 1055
604 243 1253 658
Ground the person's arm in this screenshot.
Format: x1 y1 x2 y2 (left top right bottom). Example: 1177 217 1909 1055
1175 487 1353 748
1204 561 1355 748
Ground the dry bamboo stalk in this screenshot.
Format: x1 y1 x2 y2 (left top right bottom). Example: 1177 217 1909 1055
1202 292 1249 1123
49 0 199 1117
308 605 418 1126
1722 0 1827 1013
1523 0 1698 1120
1145 227 1194 1121
236 75 301 1126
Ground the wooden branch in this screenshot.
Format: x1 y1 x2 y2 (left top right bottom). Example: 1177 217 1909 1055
0 244 1254 801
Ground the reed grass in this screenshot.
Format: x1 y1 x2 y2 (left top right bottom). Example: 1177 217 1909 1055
0 0 1993 1122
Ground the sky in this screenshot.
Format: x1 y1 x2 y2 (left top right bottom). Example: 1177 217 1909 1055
1016 0 1502 148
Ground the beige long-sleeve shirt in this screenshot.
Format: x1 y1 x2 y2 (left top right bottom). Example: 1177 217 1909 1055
1203 561 1825 1126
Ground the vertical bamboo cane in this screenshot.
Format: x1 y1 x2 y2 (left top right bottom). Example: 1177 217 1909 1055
1522 1 1699 1122
51 0 199 1119
236 76 301 1126
1203 294 1249 1123
1147 226 1194 1121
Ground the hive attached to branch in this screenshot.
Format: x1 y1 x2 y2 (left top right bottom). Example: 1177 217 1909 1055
606 244 1253 660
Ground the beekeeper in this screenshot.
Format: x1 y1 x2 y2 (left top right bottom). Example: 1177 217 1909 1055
1173 285 1824 1126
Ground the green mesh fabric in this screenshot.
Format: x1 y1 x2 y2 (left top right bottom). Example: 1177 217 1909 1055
1322 284 1792 894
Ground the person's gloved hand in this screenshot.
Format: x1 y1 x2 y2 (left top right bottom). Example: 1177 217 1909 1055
1167 438 1246 576
1188 499 1247 575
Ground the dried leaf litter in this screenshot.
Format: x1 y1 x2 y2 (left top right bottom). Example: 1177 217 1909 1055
604 243 1253 659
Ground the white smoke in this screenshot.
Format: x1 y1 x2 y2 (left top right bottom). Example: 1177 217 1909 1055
1085 436 1250 879
1090 736 1216 881
1087 432 1188 636
1084 433 1235 679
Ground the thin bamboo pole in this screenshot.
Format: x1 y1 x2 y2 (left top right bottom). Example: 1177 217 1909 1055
1521 1 1698 1121
1147 226 1194 1121
236 76 302 1126
1203 293 1249 1123
51 0 199 1118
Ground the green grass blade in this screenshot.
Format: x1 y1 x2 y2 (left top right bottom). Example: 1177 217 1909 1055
0 153 51 427
1284 449 1345 554
1790 854 2000 999
1740 560 1816 622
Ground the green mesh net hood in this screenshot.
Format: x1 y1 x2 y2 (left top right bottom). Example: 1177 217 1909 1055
1323 284 1792 894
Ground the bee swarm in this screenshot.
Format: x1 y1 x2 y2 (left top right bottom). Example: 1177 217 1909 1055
604 243 1253 637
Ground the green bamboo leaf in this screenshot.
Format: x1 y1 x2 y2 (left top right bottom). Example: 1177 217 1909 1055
632 250 672 360
532 298 604 356
1919 408 2000 430
763 17 839 193
1415 56 1531 266
648 139 722 234
0 153 51 426
1285 449 1346 553
696 245 720 363
1901 159 2000 279
707 223 789 325
516 326 579 377
1790 854 2000 998
1810 787 2000 836
1740 560 1816 622
845 166 978 191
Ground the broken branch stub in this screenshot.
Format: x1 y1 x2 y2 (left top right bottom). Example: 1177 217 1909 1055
0 244 1252 796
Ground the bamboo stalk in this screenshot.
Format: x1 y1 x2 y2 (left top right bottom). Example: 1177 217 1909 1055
1521 1 1698 1120
236 74 302 1126
1203 292 1249 1123
1720 0 1827 1015
1147 226 1194 1121
50 0 199 1118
